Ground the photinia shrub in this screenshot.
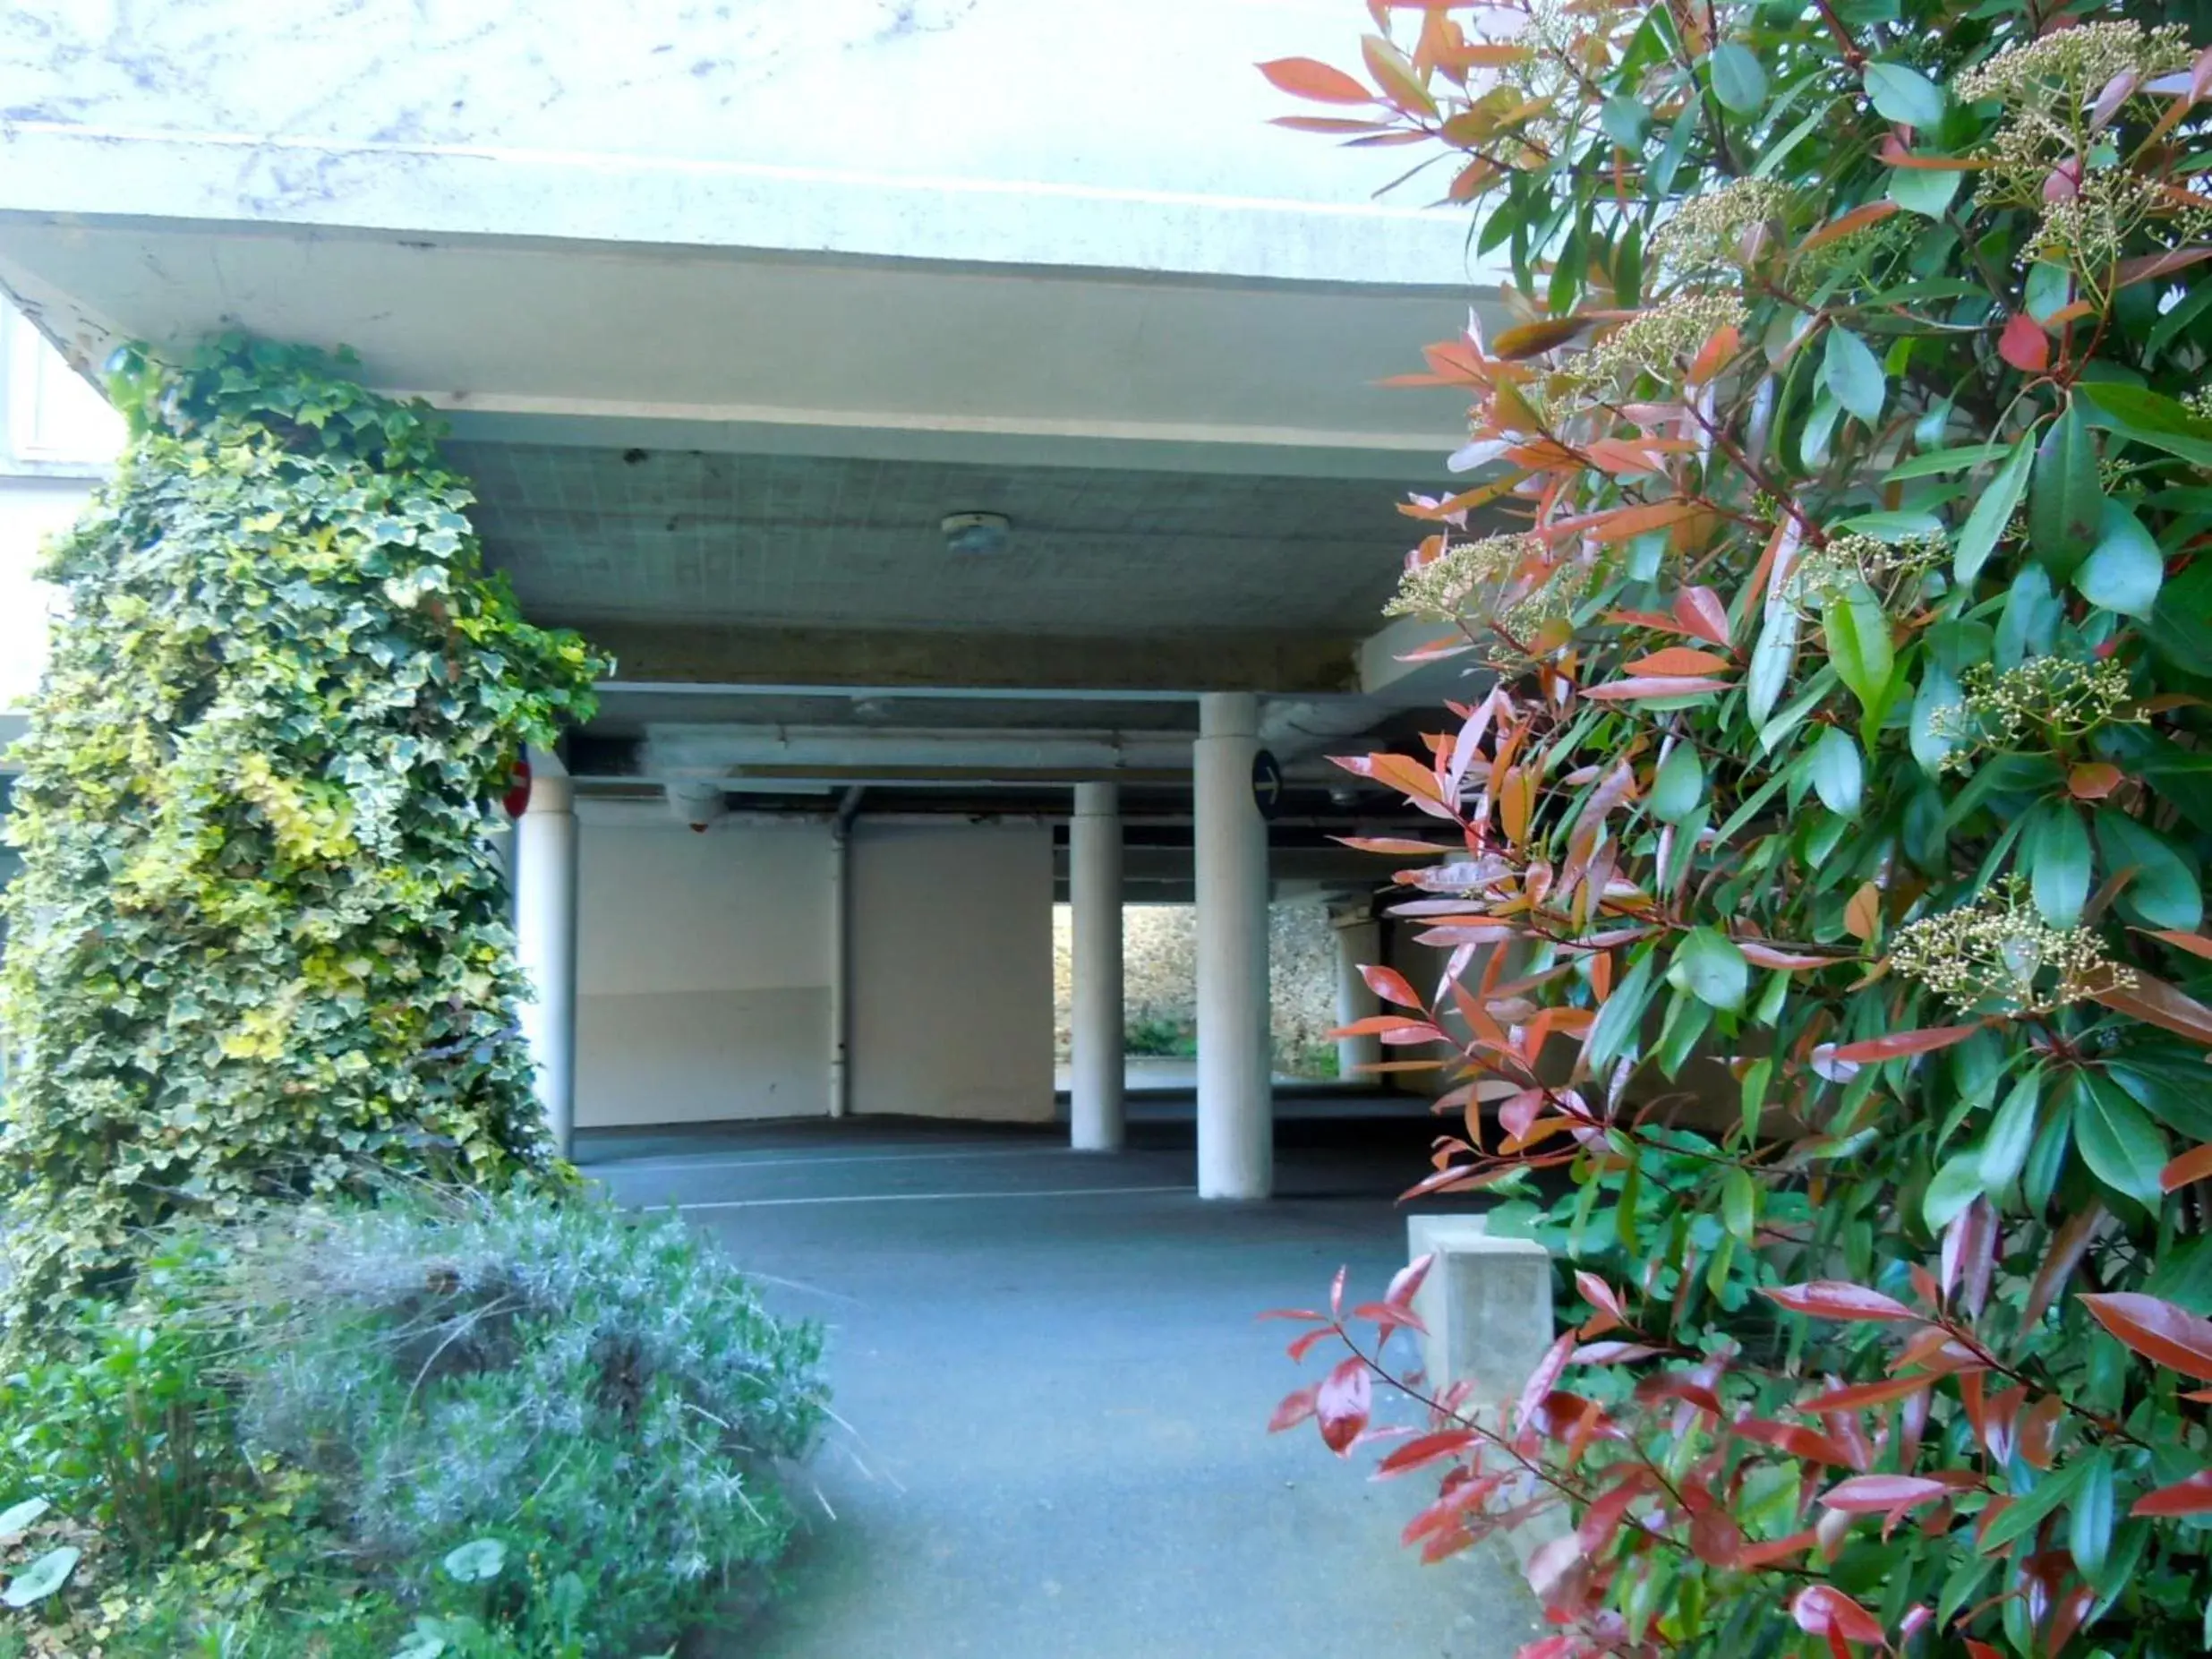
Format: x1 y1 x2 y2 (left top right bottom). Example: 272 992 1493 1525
1262 4 2212 1654
0 337 602 1321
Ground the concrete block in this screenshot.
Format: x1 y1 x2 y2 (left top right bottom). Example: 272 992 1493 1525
1405 1214 1555 1415
1405 1214 1567 1579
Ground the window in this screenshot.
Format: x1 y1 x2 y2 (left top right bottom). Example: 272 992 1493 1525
4 309 123 468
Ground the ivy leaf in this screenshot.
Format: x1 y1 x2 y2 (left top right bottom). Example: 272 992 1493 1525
2097 809 2204 931
1710 43 1768 113
1863 62 1947 127
1668 928 1748 1011
1807 727 1864 817
2071 1071 2171 1207
2029 398 2104 576
1822 327 1886 423
2074 501 2165 618
2025 802 2092 927
1953 432 2034 584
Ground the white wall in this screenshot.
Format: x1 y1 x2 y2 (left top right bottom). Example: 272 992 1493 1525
850 820 1055 1123
576 815 833 1125
574 810 1055 1128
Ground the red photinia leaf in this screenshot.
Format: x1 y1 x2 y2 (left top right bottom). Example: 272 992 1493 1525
2131 1470 2212 1516
1285 1326 1336 1363
1815 1025 1981 1065
1314 1355 1371 1454
1328 1014 1434 1039
1791 1584 1887 1646
1733 1417 1858 1467
1739 941 1841 971
2068 761 2124 800
1490 316 1597 359
1333 834 1457 856
2080 1292 2212 1380
1255 1307 1326 1323
2164 1143 2212 1190
2025 1201 2104 1328
1819 1474 1953 1513
1763 1281 1919 1322
1583 674 1734 702
1372 1429 1478 1479
1685 323 1741 388
1360 963 1424 1010
1574 1270 1630 1330
1570 1340 1664 1364
1689 1506 1746 1567
1797 1373 1938 1413
1268 1384 1319 1432
1673 585 1732 647
1386 1253 1434 1310
1351 1299 1430 1337
1624 646 1732 678
1800 200 1900 252
1998 311 2051 372
1257 56 1376 105
2147 928 2212 962
2095 970 2212 1046
2115 245 2212 288
1576 1468 1653 1552
1736 1528 1819 1569
1965 1642 2003 1659
1516 1330 1578 1436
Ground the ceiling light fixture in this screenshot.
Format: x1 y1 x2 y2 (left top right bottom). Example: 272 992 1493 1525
940 511 1011 555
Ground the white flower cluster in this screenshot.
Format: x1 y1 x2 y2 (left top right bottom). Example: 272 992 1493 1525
1889 879 2130 1016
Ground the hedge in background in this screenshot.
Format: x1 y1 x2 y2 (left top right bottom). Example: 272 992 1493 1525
0 337 602 1317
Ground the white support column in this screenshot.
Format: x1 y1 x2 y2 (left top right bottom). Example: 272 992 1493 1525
514 748 578 1159
1334 914 1384 1085
1194 691 1271 1199
1069 782 1125 1151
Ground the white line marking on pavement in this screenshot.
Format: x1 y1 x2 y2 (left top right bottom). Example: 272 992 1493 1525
586 1146 1078 1175
675 1184 1191 1211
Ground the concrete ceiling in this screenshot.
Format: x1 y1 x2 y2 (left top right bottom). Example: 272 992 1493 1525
457 440 1414 638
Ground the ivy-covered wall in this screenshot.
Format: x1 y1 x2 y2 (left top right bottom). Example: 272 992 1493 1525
0 338 602 1314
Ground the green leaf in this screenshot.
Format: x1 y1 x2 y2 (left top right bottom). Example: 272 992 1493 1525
1747 606 1798 726
2069 1450 2116 1582
1650 741 1706 823
1709 42 1768 113
1723 1166 1758 1242
2024 261 2071 324
1821 327 1886 423
2097 808 2204 931
1822 581 1894 723
2074 500 2165 618
2 1546 78 1609
1806 726 1863 817
1667 927 1748 1012
1886 166 1959 218
1979 1068 2041 1192
1863 61 1946 127
1980 1456 2095 1555
1883 442 2012 481
1588 953 1658 1070
1836 509 1944 541
442 1537 508 1584
1601 95 1652 149
1909 662 1961 776
2080 381 2212 468
1952 432 2035 583
2071 1070 2170 1207
1923 1150 1985 1229
2029 398 2104 577
1994 564 2060 668
2025 802 2092 927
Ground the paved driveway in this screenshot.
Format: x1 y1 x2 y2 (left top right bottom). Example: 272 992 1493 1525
578 1110 1538 1659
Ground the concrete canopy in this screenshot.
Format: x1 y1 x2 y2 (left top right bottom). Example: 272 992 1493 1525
0 0 1507 817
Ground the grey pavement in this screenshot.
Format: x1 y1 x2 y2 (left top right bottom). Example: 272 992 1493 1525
576 1105 1540 1659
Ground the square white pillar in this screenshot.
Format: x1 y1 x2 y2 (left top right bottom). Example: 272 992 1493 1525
514 748 578 1159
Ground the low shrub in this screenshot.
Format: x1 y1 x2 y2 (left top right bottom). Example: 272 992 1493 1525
0 1186 826 1657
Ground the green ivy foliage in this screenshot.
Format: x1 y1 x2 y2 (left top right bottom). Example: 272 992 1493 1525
0 337 602 1319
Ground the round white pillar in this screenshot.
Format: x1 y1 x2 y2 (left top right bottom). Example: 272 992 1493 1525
1194 692 1271 1199
514 754 578 1159
1333 915 1384 1085
1069 782 1125 1151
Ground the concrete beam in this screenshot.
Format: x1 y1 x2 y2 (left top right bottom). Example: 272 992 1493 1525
580 622 1359 697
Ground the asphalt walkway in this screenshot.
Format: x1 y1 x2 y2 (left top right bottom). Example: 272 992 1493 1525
576 1106 1537 1659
